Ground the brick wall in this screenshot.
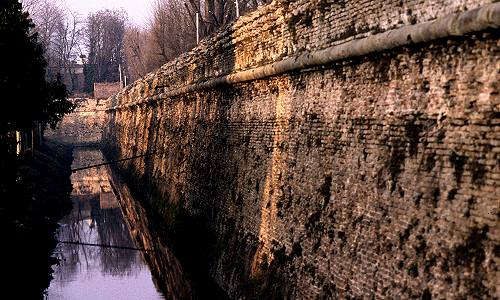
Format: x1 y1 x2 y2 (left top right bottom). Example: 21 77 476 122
45 98 108 145
103 0 499 298
94 82 122 99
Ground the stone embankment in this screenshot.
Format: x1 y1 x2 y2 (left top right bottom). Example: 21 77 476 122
1 141 73 299
45 98 109 146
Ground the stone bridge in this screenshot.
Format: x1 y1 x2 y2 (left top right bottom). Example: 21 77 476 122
60 1 500 299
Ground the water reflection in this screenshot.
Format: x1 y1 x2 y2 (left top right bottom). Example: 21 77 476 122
45 149 165 300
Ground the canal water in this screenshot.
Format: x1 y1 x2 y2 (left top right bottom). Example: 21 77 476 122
45 148 165 300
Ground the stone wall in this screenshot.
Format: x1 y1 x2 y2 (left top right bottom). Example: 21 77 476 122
94 82 122 99
45 98 108 145
103 0 499 299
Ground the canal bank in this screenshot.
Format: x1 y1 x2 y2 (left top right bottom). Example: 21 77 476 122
0 140 74 299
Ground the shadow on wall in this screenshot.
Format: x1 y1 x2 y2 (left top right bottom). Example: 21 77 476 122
102 3 500 299
103 13 340 298
102 26 238 300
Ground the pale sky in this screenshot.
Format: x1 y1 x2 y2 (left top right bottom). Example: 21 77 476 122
62 0 156 27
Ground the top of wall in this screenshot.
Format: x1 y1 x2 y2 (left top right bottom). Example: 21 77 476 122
110 0 493 108
71 98 110 112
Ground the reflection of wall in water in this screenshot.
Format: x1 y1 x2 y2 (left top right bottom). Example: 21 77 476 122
106 166 193 299
55 149 141 283
100 191 117 209
71 149 112 196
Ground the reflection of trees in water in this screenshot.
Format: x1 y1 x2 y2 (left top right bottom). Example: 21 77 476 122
70 149 112 196
94 204 138 276
53 152 143 286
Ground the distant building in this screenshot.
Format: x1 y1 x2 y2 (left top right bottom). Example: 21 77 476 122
93 82 122 99
47 63 85 94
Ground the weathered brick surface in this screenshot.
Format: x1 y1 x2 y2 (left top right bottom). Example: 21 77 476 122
103 0 499 299
94 82 122 99
111 0 491 107
46 98 108 145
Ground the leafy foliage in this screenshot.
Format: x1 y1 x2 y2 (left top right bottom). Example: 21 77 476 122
0 0 75 132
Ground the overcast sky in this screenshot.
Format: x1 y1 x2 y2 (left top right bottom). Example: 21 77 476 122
62 0 155 27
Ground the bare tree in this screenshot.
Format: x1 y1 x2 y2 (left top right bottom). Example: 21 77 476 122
123 0 197 79
124 27 151 80
52 11 84 91
29 0 62 67
150 0 196 62
20 0 42 15
122 0 270 80
84 9 127 92
21 0 85 92
183 0 269 37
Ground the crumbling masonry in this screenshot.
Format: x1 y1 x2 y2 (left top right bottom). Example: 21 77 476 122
103 1 500 298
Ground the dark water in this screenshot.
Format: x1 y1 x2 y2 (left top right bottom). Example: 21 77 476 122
45 149 165 300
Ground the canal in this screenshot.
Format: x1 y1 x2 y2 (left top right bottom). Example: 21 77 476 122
45 148 165 299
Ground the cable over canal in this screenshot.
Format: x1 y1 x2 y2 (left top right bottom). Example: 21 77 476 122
56 240 157 252
71 152 155 172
